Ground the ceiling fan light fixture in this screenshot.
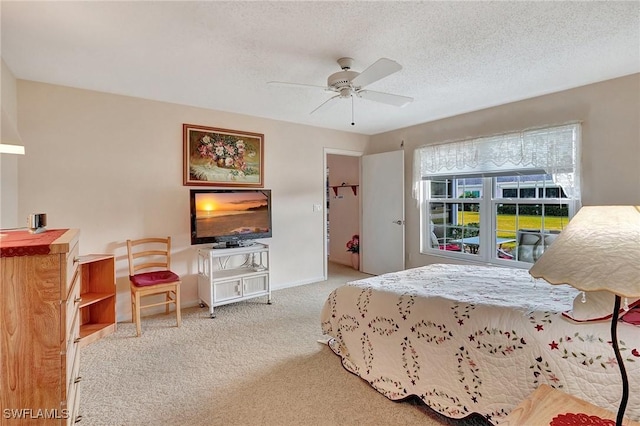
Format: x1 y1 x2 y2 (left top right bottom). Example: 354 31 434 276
271 56 413 120
339 87 352 98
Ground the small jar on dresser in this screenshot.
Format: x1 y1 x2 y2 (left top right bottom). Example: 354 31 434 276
0 228 82 425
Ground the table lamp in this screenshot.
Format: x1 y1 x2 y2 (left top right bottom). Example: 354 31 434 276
529 205 640 426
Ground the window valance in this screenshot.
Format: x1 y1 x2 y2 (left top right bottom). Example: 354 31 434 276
413 123 581 199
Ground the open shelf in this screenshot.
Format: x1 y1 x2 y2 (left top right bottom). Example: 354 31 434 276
197 243 270 318
79 322 116 347
77 255 116 347
330 184 358 196
79 322 114 338
79 292 114 308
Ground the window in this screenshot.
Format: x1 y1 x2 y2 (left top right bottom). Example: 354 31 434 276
415 123 580 266
502 188 517 198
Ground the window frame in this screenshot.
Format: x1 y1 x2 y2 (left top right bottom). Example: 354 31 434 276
421 176 576 268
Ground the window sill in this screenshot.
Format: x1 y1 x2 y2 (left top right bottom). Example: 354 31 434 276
420 249 533 269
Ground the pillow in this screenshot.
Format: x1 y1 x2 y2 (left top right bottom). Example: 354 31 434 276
562 291 640 323
621 306 640 326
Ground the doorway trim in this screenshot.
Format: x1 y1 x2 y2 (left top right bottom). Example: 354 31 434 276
323 148 363 280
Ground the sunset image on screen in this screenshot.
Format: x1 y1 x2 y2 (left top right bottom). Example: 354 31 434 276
195 191 269 237
195 192 266 216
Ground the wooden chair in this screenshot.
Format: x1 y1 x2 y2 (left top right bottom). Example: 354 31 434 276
126 237 181 337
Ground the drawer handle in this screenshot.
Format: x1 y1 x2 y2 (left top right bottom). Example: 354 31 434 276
74 337 81 344
75 297 82 304
74 415 83 423
73 257 80 264
74 376 82 384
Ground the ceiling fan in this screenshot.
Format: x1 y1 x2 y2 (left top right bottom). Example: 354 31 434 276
268 57 413 125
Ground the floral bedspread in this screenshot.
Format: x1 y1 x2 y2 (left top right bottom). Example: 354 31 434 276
320 264 640 424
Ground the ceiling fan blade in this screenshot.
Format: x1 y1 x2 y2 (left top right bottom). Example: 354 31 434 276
268 81 328 90
310 94 341 115
351 58 402 88
357 90 413 107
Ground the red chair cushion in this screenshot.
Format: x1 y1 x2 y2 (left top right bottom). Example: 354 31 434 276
130 271 180 287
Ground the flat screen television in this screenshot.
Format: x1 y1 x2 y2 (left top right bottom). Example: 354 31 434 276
190 189 272 248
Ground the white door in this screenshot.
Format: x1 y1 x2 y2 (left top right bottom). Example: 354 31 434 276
361 150 405 275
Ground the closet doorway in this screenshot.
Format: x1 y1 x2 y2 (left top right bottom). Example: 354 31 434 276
324 149 362 279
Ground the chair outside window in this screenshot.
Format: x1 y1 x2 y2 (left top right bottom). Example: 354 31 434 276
430 222 462 252
127 237 182 336
516 229 543 263
516 229 561 263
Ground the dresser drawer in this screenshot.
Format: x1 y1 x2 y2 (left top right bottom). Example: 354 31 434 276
66 302 81 354
67 379 81 426
64 240 80 297
62 269 81 345
62 317 81 404
64 345 82 426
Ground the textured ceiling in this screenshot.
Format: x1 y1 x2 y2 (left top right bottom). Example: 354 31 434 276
2 1 639 135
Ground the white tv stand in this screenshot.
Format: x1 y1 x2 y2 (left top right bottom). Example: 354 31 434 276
197 243 271 318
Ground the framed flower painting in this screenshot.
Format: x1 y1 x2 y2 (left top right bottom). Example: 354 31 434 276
183 124 264 187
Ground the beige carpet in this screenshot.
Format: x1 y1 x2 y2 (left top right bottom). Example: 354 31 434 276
79 262 477 426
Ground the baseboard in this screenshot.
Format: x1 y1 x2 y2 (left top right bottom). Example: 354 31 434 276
116 276 327 322
271 276 326 291
175 276 325 315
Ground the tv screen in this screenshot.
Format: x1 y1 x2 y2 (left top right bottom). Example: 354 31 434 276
190 189 272 247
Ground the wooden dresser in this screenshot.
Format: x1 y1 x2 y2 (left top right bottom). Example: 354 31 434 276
1 229 82 425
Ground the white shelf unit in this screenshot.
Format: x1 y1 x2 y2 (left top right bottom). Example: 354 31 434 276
197 243 271 318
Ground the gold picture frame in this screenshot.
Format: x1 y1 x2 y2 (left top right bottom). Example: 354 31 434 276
183 124 264 187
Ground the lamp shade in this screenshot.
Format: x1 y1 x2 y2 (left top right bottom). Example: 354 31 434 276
1 107 25 155
529 205 640 298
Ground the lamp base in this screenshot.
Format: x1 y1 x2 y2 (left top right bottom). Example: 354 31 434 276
611 295 629 426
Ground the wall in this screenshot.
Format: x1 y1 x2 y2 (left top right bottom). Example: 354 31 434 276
16 80 368 321
368 73 640 269
13 74 640 319
327 154 360 266
1 59 21 228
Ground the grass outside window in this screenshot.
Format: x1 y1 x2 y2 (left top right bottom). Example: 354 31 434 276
456 212 568 250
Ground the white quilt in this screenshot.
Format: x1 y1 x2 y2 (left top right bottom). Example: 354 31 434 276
320 264 640 424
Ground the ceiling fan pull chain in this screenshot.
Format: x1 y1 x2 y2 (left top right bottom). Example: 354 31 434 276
351 95 355 126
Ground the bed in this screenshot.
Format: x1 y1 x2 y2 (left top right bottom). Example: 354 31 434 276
320 264 640 424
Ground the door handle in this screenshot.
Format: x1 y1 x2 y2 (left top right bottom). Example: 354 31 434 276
392 220 404 225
